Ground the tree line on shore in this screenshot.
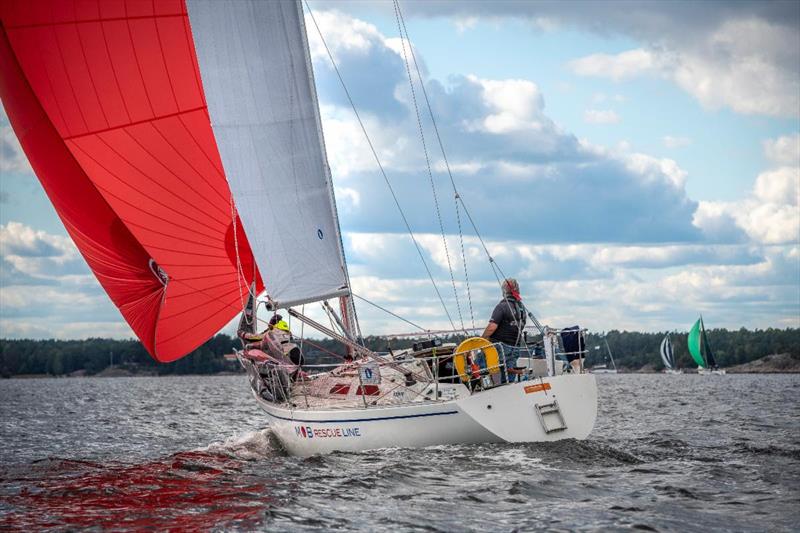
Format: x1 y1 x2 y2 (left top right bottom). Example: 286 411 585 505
0 327 798 377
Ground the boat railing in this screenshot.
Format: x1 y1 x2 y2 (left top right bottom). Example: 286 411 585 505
242 335 589 408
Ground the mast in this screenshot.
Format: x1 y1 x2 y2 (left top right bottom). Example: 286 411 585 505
699 316 708 368
296 0 359 335
604 338 617 371
700 316 717 369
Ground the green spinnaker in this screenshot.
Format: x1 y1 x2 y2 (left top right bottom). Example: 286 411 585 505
687 318 705 368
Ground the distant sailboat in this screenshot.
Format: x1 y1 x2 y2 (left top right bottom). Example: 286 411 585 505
659 334 682 374
590 338 618 374
688 317 726 375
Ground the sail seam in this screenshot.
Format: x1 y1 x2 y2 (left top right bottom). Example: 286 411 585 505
50 25 90 133
98 18 133 123
74 17 112 130
70 136 231 232
122 6 157 116
6 14 187 31
119 125 230 220
65 159 227 241
61 105 207 140
152 13 181 113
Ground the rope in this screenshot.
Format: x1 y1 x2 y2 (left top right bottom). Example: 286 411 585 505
392 0 464 334
394 1 476 330
352 293 428 332
304 1 456 332
455 200 475 328
229 195 251 313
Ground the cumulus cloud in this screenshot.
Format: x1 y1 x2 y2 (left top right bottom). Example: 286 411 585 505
464 76 548 133
0 222 133 339
382 0 800 118
342 231 797 333
567 21 799 117
693 134 800 245
763 134 800 166
570 49 657 81
1 124 32 173
307 10 701 245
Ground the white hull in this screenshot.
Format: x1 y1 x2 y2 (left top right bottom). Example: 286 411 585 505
256 374 597 456
697 367 726 375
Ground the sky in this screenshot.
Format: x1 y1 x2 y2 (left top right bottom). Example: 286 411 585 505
1 0 799 341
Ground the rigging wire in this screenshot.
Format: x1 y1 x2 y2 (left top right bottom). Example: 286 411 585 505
394 0 544 335
352 293 428 333
393 1 476 330
392 0 465 334
304 0 457 332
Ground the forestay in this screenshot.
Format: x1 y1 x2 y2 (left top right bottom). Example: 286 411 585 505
187 0 349 309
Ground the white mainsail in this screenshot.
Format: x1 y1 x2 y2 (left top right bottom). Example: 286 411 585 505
660 335 674 370
187 0 349 309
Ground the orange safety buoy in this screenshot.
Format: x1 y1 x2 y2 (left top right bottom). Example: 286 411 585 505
453 337 501 383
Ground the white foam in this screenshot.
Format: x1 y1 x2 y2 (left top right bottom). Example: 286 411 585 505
198 429 279 460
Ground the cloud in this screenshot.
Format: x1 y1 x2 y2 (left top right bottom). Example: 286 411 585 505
567 20 799 117
584 109 620 124
385 1 800 117
693 134 800 245
306 11 701 244
0 221 91 285
663 136 691 149
763 134 800 166
0 222 72 258
453 16 478 33
464 75 548 133
1 125 32 173
570 49 657 81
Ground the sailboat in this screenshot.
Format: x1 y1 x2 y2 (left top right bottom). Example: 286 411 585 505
688 317 726 375
590 338 618 374
659 334 682 374
0 0 597 456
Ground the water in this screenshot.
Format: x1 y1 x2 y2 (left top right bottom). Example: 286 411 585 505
1 374 798 531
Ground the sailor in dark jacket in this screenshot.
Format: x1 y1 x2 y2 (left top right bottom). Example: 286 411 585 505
482 278 527 382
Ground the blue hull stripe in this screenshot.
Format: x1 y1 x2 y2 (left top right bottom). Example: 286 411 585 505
264 409 459 424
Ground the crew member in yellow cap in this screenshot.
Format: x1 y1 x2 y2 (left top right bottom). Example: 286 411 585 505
268 314 303 368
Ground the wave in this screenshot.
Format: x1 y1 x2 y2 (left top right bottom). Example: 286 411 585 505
197 428 284 460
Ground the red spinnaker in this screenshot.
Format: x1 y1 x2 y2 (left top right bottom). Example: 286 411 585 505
0 0 263 362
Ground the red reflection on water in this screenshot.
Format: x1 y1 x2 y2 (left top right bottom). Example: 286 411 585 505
0 452 272 531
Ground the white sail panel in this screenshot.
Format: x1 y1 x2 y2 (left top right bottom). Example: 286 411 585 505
187 0 348 308
660 335 673 369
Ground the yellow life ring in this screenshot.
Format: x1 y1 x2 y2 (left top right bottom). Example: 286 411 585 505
453 337 500 383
